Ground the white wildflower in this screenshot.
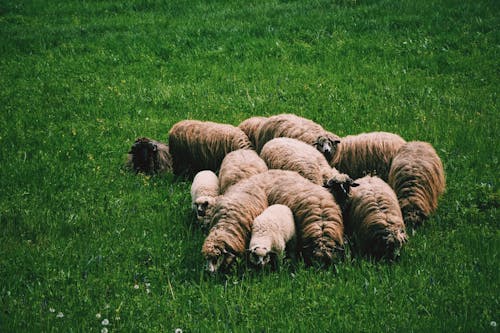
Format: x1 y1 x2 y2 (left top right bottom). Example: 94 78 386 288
49 308 55 313
134 284 139 289
96 313 101 319
175 329 183 333
102 318 109 326
56 312 64 318
101 328 108 333
491 321 497 328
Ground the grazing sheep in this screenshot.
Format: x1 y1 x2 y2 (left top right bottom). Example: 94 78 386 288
238 116 268 148
330 132 406 181
218 149 269 194
168 120 252 178
191 170 220 229
126 137 172 174
201 178 269 274
340 175 408 260
265 170 346 267
248 204 296 270
388 141 446 227
253 113 341 160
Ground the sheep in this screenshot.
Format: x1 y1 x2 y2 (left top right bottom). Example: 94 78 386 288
201 177 269 274
168 120 253 178
329 131 406 181
339 175 408 260
248 204 296 270
126 137 172 174
252 113 341 160
190 170 220 229
260 137 358 205
202 170 345 272
218 149 268 193
237 116 268 148
265 170 346 267
388 141 446 227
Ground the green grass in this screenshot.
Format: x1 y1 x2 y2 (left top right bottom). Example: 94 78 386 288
1 0 498 331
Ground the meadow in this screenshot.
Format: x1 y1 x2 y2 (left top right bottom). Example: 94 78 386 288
0 0 498 331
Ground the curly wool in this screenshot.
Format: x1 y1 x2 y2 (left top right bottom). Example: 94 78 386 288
260 137 346 186
218 149 268 193
345 175 407 260
238 116 268 148
330 132 406 181
253 114 340 157
126 137 172 174
388 141 446 227
168 120 252 177
264 170 345 266
248 204 296 266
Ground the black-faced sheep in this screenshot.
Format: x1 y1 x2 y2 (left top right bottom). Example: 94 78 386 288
340 175 408 260
253 113 341 160
388 141 446 227
201 177 269 274
190 170 220 229
330 132 406 181
168 120 253 178
237 116 268 148
260 137 358 205
248 204 296 270
126 137 172 175
218 149 268 194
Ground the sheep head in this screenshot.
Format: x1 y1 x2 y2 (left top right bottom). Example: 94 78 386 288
193 196 218 228
247 246 279 270
128 137 158 174
324 176 359 208
202 244 236 274
314 135 340 160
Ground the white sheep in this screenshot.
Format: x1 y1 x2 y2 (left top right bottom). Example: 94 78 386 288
252 113 341 160
248 204 296 270
168 120 253 178
329 131 406 181
190 170 220 229
341 175 408 260
388 141 446 227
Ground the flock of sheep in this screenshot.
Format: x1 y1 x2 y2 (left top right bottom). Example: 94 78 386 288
127 114 446 273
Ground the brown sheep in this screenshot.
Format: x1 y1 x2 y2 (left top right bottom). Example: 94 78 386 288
237 116 268 148
388 141 446 227
218 149 268 194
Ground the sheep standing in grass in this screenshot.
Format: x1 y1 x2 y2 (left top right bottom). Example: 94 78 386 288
218 149 268 194
168 120 252 178
238 116 268 148
253 113 341 160
265 170 346 267
388 141 446 227
126 137 172 174
201 178 269 274
340 175 408 260
260 137 358 205
248 204 296 270
190 170 220 229
330 132 406 181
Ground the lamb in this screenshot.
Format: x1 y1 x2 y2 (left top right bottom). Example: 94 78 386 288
218 149 268 193
190 170 220 229
126 137 172 174
260 137 358 204
388 141 446 227
252 113 341 160
201 177 269 274
248 204 296 270
168 120 253 178
340 175 408 260
329 131 406 181
237 116 268 148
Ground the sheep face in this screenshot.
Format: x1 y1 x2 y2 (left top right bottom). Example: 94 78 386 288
248 246 272 267
324 177 359 208
314 135 340 160
204 248 236 274
129 138 158 173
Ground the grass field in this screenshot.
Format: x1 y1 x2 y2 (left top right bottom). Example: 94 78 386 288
1 0 499 331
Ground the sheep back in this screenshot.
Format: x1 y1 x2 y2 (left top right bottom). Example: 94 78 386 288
345 175 407 259
218 149 268 193
331 132 406 181
388 141 446 227
238 116 268 148
168 120 252 177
